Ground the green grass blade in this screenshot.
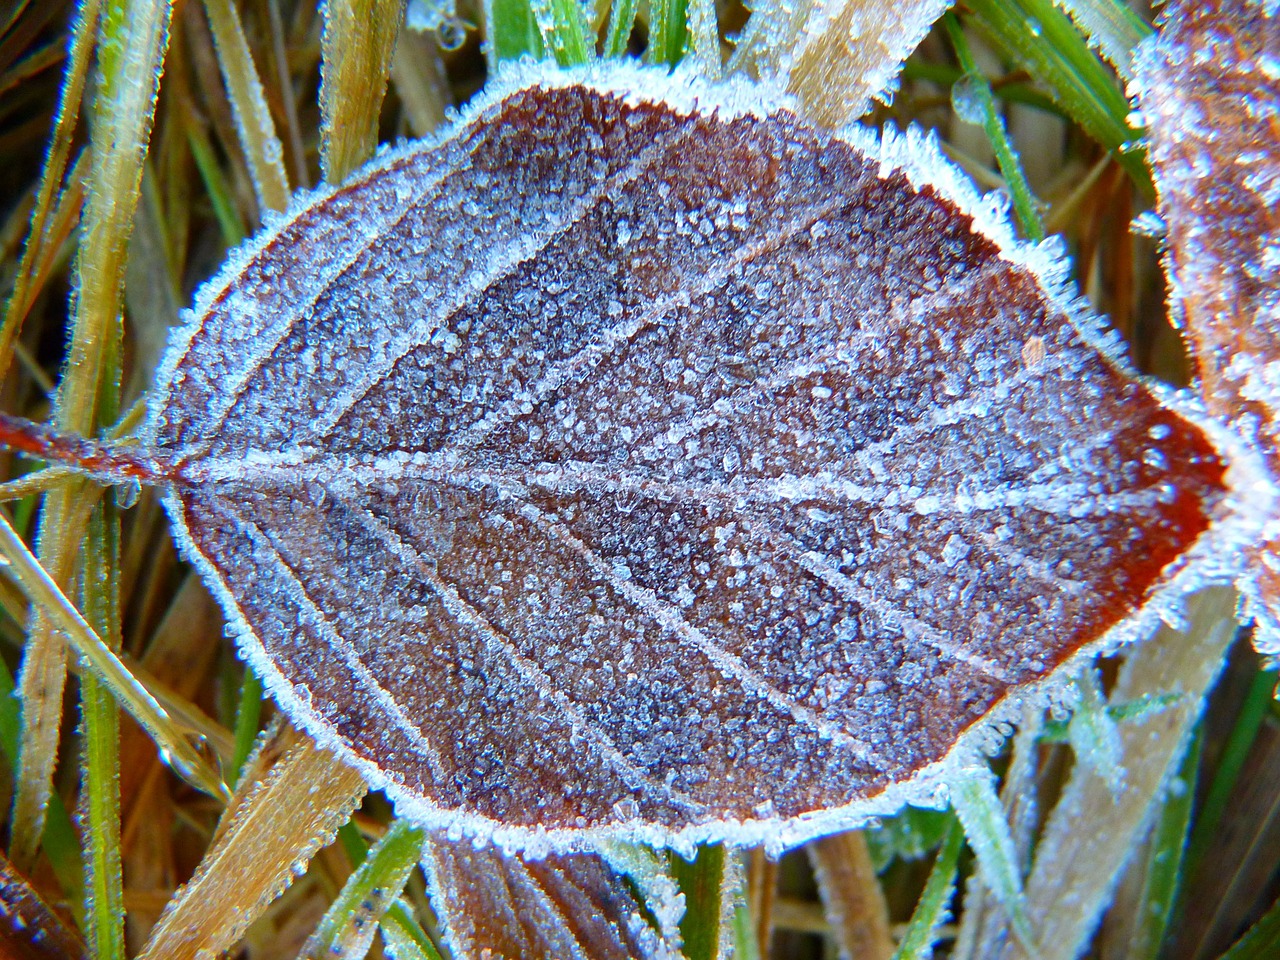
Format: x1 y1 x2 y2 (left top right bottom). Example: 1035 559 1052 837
1125 727 1201 960
943 12 1044 242
647 0 688 67
482 0 545 67
892 816 965 960
603 0 639 57
300 819 427 960
671 843 725 960
951 771 1035 952
382 898 447 960
1052 0 1152 79
1184 665 1278 880
1218 891 1280 960
230 665 263 785
964 0 1151 196
0 651 83 916
81 502 124 960
528 0 592 66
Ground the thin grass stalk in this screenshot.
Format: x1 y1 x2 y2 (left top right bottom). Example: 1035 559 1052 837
891 817 965 960
11 0 173 871
299 819 427 960
0 0 100 383
0 509 226 801
202 0 291 213
80 502 124 960
943 12 1044 242
231 666 263 784
1123 727 1201 960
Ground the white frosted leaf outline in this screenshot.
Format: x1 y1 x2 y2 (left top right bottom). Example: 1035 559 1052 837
147 61 1230 855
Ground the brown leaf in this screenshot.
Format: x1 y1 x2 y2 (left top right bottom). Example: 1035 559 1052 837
1132 0 1280 649
0 851 87 960
135 62 1229 855
422 837 679 960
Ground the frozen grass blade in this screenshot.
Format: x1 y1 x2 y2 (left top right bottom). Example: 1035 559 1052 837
1123 728 1200 960
685 0 719 77
0 509 226 803
381 898 447 960
0 0 98 383
942 12 1045 242
1010 587 1238 960
319 0 404 184
201 0 291 213
672 843 726 960
951 770 1035 953
482 0 544 67
138 724 365 960
529 0 592 67
11 0 172 872
299 819 426 960
80 502 124 960
807 831 894 960
603 0 639 58
891 816 964 960
647 0 689 68
729 0 949 127
1052 0 1151 79
1066 668 1123 790
964 0 1151 196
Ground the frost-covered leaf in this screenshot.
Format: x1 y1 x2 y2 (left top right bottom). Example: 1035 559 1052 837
730 0 951 127
422 835 679 960
1132 0 1280 650
133 60 1230 855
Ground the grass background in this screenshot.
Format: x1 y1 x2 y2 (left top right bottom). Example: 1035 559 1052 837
0 0 1278 958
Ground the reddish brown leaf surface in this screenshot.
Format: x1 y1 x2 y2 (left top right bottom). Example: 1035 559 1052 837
1133 0 1280 648
141 62 1226 853
423 838 678 959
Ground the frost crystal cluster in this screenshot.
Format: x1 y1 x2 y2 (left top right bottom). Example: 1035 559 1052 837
146 62 1227 854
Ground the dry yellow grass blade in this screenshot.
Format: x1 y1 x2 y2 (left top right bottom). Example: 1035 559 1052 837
320 0 405 184
10 0 173 870
201 0 290 213
138 724 366 960
1007 587 1238 960
807 832 894 960
730 1 950 127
